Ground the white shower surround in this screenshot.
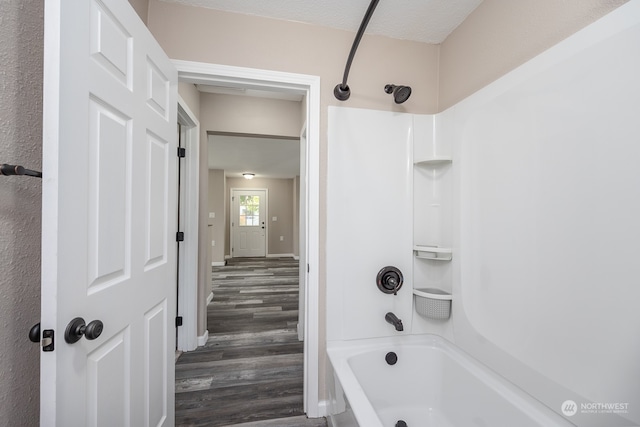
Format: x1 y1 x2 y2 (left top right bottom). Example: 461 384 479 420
326 2 640 425
326 107 415 342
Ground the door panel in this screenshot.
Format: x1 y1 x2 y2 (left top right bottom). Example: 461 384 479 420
88 97 131 291
42 0 177 425
145 132 170 268
87 330 130 426
145 301 168 426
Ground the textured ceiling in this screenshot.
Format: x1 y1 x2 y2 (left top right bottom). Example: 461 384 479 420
162 0 483 44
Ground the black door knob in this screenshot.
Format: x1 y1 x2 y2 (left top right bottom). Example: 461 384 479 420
29 322 41 343
64 317 104 344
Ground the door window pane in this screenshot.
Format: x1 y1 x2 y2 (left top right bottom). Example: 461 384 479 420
239 195 260 226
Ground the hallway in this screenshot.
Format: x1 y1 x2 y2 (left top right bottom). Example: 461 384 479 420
175 257 327 427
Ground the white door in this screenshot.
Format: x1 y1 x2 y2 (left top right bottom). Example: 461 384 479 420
232 189 267 257
41 0 177 426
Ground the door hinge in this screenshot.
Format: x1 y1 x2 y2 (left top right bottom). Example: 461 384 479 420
176 232 184 242
42 329 55 352
177 147 186 158
232 196 234 202
175 316 183 327
307 264 310 273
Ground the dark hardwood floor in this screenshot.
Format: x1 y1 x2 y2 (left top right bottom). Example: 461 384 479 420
175 257 327 427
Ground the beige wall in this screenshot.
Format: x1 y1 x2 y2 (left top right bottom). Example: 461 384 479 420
0 1 43 425
147 0 439 114
208 169 226 264
438 0 629 109
204 93 302 137
128 0 149 24
226 178 295 256
178 81 201 119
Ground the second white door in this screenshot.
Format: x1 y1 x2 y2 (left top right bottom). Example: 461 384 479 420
232 189 266 257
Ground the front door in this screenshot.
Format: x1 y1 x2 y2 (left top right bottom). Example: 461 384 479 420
232 189 267 257
41 0 178 425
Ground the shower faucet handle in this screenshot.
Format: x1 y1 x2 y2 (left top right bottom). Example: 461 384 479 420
376 266 403 295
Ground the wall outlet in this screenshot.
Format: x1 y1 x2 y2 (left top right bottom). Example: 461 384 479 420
272 216 277 221
280 236 284 241
211 240 215 246
209 212 215 219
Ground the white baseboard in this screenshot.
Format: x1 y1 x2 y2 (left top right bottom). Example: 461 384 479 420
211 261 226 266
316 400 329 418
197 330 209 347
206 292 213 305
224 254 296 259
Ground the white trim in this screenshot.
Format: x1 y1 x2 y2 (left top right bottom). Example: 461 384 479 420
197 330 209 347
206 292 213 305
41 1 62 423
297 124 307 343
266 253 295 258
316 400 329 418
173 60 321 417
293 255 300 261
303 67 321 419
177 97 200 352
211 261 226 267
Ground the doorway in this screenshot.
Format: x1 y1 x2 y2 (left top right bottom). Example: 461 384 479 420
175 61 321 416
231 189 267 257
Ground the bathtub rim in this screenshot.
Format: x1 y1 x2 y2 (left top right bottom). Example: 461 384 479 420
326 334 574 427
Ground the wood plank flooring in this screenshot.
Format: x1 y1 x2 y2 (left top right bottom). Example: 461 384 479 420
175 257 327 427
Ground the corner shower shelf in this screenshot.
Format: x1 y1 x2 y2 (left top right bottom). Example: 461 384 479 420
413 287 452 300
414 156 452 167
413 245 452 261
413 288 452 320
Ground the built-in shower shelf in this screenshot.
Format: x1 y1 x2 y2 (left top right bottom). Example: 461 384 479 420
413 288 452 320
414 157 452 167
413 245 452 261
413 287 452 300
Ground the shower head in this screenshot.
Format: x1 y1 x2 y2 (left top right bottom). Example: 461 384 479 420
384 84 412 104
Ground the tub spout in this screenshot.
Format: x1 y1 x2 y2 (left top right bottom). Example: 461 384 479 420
385 312 403 331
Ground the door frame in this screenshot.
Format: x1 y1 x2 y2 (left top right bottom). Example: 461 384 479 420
230 188 268 258
177 97 200 352
173 60 321 417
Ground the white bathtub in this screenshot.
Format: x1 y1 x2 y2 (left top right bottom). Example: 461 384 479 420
326 335 574 427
